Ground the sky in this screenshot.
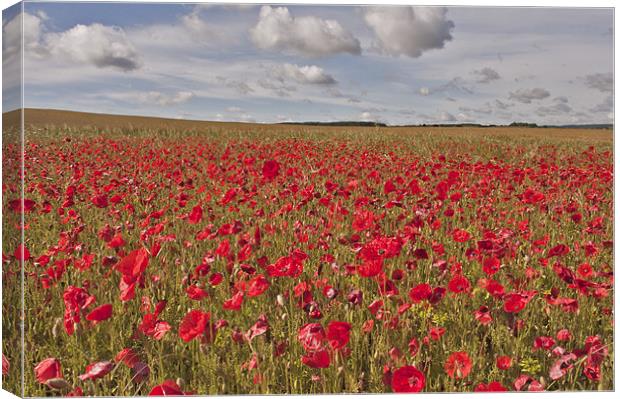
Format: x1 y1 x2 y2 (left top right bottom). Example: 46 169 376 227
2 2 614 125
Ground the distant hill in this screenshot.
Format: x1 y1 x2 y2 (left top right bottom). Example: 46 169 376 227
284 121 613 129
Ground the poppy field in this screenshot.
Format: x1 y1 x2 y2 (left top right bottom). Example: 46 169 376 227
1 122 614 395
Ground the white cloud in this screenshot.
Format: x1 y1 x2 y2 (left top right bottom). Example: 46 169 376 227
359 111 382 122
472 67 500 84
508 88 550 104
364 7 454 58
45 23 141 71
589 95 612 113
584 72 612 93
110 90 194 106
439 111 457 122
419 87 430 96
3 12 48 60
181 12 215 37
272 63 336 84
250 6 361 57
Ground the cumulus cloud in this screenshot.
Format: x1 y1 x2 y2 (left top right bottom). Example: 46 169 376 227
472 67 500 84
46 23 141 71
3 11 49 60
508 88 550 104
271 63 336 84
535 97 572 116
3 12 141 71
181 12 215 37
133 91 194 106
216 76 254 95
359 111 382 122
589 95 612 113
439 111 457 122
250 6 361 57
364 7 454 58
494 99 512 110
584 72 612 93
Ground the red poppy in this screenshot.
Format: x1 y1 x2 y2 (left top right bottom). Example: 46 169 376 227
79 361 114 381
187 205 203 224
391 365 426 392
186 285 209 301
409 283 432 303
262 159 280 180
474 381 508 392
514 374 544 391
326 321 351 350
556 328 572 341
246 314 269 342
533 336 556 351
223 291 244 311
86 303 113 324
115 348 140 368
496 356 512 370
2 353 9 375
474 306 493 325
577 263 594 278
246 274 270 297
14 244 30 261
444 351 472 379
301 349 330 369
452 229 471 243
149 380 186 396
34 358 62 384
482 257 500 276
503 291 536 313
448 274 471 294
178 310 210 342
298 323 326 352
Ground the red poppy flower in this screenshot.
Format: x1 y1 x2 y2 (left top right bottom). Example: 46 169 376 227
2 354 9 376
577 263 594 278
482 257 500 276
34 358 62 384
496 356 512 370
556 328 572 342
474 381 508 392
408 337 420 357
246 314 269 342
409 283 432 303
326 321 351 350
391 365 426 392
474 306 493 325
115 348 140 368
246 274 270 297
14 244 30 261
187 205 203 224
86 304 113 324
79 360 114 381
223 291 244 311
186 285 209 301
452 229 471 243
533 336 556 351
514 374 544 391
503 291 536 313
178 309 210 342
298 323 326 352
448 274 471 294
149 380 186 396
444 351 472 379
301 349 330 369
262 159 280 180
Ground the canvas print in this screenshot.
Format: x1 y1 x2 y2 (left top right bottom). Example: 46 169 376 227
1 1 614 396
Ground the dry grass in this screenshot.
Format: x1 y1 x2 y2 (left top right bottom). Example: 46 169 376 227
2 108 613 144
